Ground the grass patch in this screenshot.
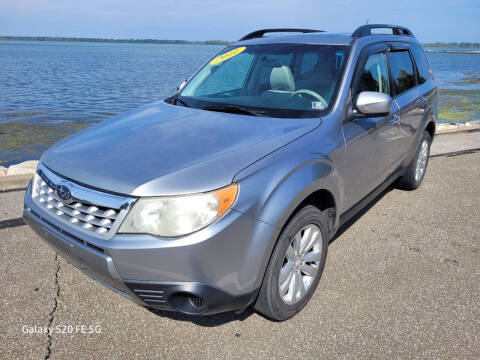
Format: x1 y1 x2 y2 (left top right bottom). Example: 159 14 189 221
0 121 93 153
438 89 480 123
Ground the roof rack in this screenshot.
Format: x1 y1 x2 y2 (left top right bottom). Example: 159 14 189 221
352 24 414 38
239 28 324 41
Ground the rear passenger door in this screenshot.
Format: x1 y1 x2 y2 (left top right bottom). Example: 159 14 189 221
410 43 437 138
386 45 422 161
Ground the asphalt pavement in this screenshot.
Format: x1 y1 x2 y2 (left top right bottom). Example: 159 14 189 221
1 135 479 359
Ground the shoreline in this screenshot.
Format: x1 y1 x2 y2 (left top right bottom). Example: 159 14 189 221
1 122 479 176
425 49 480 54
2 37 480 52
0 36 230 46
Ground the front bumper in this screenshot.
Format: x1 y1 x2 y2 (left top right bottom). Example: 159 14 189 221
24 183 275 315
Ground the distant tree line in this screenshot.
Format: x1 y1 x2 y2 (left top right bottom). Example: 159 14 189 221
1 36 478 48
422 42 480 48
0 36 231 45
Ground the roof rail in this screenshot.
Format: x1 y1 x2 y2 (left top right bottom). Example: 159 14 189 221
239 28 324 41
352 24 414 38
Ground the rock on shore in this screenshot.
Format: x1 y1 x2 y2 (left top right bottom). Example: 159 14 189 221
0 160 39 176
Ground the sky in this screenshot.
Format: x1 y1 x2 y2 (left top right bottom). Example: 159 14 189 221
0 0 479 43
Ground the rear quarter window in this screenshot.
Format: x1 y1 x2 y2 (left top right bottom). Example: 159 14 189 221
387 50 416 95
411 44 431 84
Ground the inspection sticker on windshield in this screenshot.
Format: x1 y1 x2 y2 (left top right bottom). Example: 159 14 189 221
210 47 246 65
312 100 327 110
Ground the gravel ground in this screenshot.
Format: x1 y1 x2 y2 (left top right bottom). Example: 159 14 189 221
0 151 479 359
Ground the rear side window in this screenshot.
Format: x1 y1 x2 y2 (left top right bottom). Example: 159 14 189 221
411 44 431 84
388 51 416 95
357 52 390 94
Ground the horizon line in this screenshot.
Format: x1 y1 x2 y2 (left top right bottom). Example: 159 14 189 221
1 35 479 47
0 35 232 45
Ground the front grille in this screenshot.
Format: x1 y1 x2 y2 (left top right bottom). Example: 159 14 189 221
31 164 136 239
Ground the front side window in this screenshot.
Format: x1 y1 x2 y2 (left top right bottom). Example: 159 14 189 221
388 50 416 95
179 43 350 118
357 52 390 95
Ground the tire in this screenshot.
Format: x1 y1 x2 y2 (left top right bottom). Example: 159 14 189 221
396 131 432 190
255 205 330 321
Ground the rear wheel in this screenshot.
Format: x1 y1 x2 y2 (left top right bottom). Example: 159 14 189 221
255 205 329 321
396 131 432 190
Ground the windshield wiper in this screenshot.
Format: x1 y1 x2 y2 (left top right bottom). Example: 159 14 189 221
202 105 267 117
172 93 190 107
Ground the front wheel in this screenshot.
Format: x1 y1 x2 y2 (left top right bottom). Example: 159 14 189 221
255 205 329 321
396 131 432 190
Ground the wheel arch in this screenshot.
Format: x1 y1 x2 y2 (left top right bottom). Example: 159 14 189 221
250 165 340 299
233 155 343 293
254 160 341 236
425 120 436 140
278 188 337 238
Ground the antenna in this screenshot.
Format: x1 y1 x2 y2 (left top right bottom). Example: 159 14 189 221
365 19 370 24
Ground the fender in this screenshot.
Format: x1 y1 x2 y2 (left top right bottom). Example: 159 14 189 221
258 160 340 231
233 156 342 234
233 155 342 290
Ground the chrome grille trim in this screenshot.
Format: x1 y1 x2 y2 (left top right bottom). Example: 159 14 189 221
31 163 136 239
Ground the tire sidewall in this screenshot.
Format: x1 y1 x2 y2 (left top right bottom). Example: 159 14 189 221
264 206 329 320
412 131 432 188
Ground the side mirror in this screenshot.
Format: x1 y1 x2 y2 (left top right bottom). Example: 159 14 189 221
177 80 187 92
355 91 392 116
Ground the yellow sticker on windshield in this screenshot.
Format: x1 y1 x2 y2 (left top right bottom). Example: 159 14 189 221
210 47 246 65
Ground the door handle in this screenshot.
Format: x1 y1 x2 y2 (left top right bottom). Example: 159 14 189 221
419 97 428 109
390 113 400 125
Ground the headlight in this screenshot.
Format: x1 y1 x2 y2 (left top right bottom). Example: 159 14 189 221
118 184 238 237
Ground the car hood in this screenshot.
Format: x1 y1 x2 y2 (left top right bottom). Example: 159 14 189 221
42 101 320 196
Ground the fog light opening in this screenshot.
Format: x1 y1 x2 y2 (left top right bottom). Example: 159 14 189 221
188 295 205 309
169 292 207 315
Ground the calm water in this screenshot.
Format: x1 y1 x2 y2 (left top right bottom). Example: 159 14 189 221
0 41 479 166
425 48 480 90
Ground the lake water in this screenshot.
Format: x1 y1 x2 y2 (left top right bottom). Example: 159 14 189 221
1 41 479 166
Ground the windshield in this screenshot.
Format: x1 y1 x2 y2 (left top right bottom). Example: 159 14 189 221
177 43 350 118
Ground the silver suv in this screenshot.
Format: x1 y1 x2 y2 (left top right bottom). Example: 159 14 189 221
24 24 437 321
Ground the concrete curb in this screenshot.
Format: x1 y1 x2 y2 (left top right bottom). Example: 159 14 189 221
436 122 480 135
0 174 32 192
0 160 38 192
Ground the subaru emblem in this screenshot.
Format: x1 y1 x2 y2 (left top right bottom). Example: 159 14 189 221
56 182 73 204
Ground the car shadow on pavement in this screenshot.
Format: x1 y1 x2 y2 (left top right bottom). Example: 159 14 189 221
330 185 394 244
145 306 256 326
145 186 394 327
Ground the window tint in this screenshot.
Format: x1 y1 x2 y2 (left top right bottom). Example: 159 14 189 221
357 52 389 94
299 52 318 75
388 51 416 95
180 44 350 118
411 44 431 84
257 53 293 86
195 52 254 96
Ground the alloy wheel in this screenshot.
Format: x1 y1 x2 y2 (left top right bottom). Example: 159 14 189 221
278 224 323 305
415 140 429 182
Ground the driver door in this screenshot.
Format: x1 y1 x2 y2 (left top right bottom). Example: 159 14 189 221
341 44 397 210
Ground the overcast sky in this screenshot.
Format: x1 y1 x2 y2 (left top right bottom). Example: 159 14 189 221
1 0 479 42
